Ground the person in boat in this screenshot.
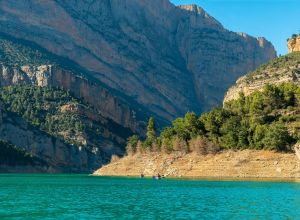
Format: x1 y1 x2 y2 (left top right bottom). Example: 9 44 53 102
152 173 161 180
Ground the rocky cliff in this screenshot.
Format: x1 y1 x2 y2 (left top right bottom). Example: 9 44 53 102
0 80 140 172
0 101 102 172
224 52 300 103
288 35 300 53
0 63 145 134
0 0 276 117
0 31 148 172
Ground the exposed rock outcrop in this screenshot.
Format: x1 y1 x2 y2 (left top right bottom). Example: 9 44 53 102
224 52 300 103
0 0 276 116
0 34 143 172
0 63 145 134
0 0 278 173
288 35 300 53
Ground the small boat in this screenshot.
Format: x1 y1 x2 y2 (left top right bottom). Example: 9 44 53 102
152 174 162 180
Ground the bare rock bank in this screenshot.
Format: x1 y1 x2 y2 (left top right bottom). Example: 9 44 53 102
93 150 300 179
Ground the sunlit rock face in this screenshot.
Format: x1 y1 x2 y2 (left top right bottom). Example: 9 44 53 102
0 0 276 118
224 38 300 104
288 36 300 53
0 63 144 134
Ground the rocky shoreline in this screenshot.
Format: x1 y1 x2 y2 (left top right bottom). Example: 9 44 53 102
93 150 300 180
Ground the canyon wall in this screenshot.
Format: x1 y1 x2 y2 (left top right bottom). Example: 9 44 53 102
0 0 276 116
0 64 146 133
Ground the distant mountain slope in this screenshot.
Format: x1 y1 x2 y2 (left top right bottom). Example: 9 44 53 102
0 33 150 172
0 85 131 151
0 100 102 172
0 0 276 118
0 85 135 172
224 52 300 103
0 34 152 133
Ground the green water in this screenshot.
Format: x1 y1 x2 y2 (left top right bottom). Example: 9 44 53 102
0 175 299 219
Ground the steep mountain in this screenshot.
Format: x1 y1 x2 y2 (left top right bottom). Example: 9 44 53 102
0 0 276 119
0 35 148 134
0 35 139 172
0 0 277 173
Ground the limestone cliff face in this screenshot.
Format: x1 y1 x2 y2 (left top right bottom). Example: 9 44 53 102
0 63 144 134
224 52 300 103
0 62 140 172
288 35 300 53
0 0 276 116
0 101 102 172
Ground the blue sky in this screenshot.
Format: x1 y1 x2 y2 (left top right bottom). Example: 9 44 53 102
171 0 300 55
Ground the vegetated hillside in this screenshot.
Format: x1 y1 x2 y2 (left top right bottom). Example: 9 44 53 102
126 83 300 156
0 34 151 133
0 27 156 172
0 33 155 172
0 101 104 172
224 52 300 103
0 85 133 172
0 0 276 118
0 36 51 66
0 85 131 149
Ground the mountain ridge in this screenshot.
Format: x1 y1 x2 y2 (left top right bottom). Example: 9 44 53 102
0 0 276 116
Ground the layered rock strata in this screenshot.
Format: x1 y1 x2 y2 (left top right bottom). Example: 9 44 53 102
0 0 276 115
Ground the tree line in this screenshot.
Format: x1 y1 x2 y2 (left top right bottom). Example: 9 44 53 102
126 83 300 155
0 85 85 146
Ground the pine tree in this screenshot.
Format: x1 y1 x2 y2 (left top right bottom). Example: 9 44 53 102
146 117 156 141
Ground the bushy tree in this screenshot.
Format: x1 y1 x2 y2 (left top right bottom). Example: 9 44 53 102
160 138 173 154
146 117 156 142
126 135 139 155
200 107 230 142
252 125 268 149
263 124 292 151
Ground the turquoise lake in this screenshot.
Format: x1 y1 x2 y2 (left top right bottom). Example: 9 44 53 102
0 175 299 219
